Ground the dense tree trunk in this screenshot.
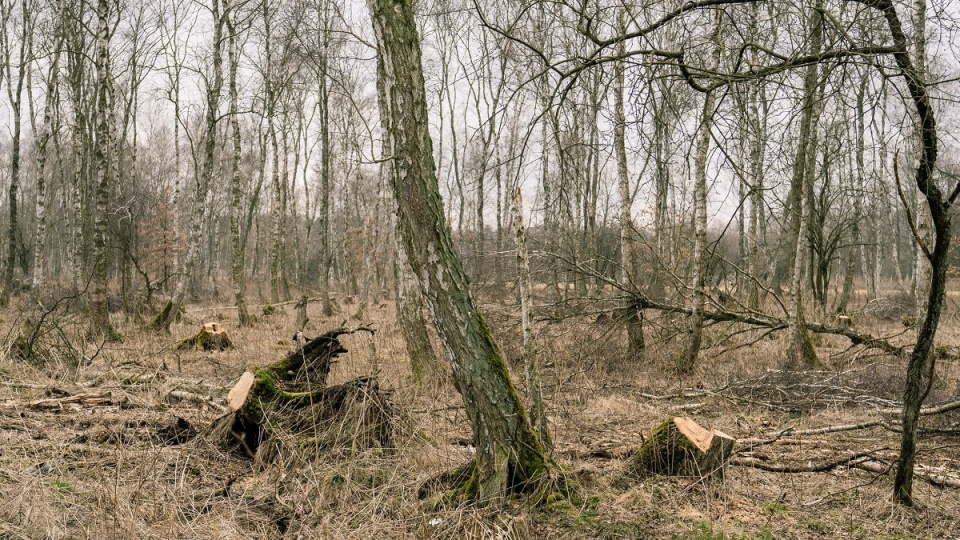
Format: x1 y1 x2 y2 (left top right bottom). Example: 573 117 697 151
369 0 550 499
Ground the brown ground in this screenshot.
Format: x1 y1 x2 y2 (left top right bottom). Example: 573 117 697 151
0 293 958 539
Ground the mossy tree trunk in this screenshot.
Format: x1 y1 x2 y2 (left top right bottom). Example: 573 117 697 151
368 0 550 500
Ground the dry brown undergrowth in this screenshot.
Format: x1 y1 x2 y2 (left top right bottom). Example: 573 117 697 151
0 292 957 539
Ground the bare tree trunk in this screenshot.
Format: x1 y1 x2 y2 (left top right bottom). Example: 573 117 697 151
614 31 643 353
680 17 720 372
1 0 32 302
369 0 550 499
89 0 114 337
911 0 930 334
318 43 334 316
513 189 551 453
226 3 250 327
152 0 224 333
785 1 823 368
31 0 66 300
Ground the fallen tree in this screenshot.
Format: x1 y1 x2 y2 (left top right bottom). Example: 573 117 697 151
205 326 394 462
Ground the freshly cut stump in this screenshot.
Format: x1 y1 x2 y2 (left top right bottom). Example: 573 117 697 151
176 322 233 351
628 416 734 478
205 326 394 462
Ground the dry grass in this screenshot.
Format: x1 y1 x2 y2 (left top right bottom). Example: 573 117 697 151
0 291 958 539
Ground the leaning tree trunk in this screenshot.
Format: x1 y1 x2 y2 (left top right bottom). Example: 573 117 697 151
369 0 550 500
853 0 948 506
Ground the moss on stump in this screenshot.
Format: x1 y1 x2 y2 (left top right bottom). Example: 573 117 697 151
205 326 393 463
627 417 734 479
175 322 234 352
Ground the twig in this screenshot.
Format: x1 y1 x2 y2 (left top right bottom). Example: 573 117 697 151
731 450 882 473
892 148 932 260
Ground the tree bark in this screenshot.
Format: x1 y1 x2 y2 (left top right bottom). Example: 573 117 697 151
614 23 644 354
513 189 551 454
226 3 250 327
369 0 550 500
89 0 114 337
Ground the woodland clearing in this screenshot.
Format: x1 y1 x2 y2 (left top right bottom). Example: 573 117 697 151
0 291 957 539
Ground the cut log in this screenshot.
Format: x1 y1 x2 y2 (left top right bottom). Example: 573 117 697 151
627 416 735 478
226 370 255 411
204 326 393 461
176 322 233 351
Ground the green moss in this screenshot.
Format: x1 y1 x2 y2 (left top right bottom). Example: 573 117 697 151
150 301 173 331
629 418 705 477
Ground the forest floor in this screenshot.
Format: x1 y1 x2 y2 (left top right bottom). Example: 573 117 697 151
0 291 958 539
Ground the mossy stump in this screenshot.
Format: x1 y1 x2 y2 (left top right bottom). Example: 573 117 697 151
627 417 734 479
206 326 394 462
175 322 234 352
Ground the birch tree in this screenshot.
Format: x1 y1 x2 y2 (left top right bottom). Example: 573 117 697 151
369 0 551 499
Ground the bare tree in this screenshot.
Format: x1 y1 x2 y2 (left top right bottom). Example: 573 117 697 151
0 0 36 302
369 0 551 499
152 0 225 332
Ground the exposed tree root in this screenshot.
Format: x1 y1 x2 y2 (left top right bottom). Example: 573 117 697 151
417 458 578 508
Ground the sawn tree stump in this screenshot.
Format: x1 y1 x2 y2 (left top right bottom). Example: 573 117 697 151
176 322 233 351
206 326 394 462
627 416 735 478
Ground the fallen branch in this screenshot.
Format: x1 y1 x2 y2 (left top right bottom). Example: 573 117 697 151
29 392 115 409
731 450 882 473
627 293 905 357
879 398 960 416
854 460 960 489
167 389 227 412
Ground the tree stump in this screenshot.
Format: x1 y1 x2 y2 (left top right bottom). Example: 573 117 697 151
176 322 233 351
205 326 394 462
627 417 734 478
